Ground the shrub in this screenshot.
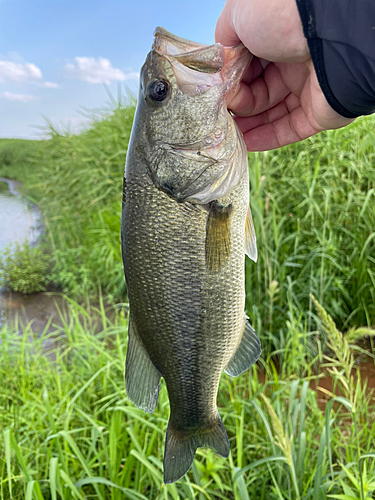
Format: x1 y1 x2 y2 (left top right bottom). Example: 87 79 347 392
0 242 50 294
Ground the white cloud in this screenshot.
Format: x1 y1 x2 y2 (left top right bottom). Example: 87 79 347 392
0 61 42 83
65 57 138 84
3 91 38 103
123 71 139 80
42 81 59 88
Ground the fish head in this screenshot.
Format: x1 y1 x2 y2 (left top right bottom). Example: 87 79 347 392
136 27 252 203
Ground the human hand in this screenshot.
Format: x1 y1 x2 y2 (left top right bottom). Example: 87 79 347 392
215 0 354 151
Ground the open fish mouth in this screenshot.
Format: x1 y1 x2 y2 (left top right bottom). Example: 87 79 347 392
153 27 225 74
152 26 252 101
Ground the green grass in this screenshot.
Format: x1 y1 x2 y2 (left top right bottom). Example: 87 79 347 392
0 298 374 499
246 119 375 356
0 139 44 185
0 243 50 294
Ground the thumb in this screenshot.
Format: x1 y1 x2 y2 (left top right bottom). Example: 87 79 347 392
215 0 241 46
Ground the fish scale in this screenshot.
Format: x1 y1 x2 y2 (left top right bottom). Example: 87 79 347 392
121 27 261 483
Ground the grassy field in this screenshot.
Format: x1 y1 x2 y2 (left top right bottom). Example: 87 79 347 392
0 103 375 498
1 297 375 499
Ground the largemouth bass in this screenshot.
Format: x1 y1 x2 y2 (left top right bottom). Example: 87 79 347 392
121 27 261 484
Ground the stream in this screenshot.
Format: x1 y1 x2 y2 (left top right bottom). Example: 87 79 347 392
0 178 66 335
0 178 41 251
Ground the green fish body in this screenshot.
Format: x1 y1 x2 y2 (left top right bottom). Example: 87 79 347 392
121 27 260 484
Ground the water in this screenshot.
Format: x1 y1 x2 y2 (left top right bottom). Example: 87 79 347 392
0 178 41 252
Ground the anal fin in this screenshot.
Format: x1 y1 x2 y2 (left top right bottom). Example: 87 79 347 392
245 205 257 262
224 318 261 377
125 317 161 413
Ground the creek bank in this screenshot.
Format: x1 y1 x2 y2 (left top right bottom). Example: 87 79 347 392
0 178 57 334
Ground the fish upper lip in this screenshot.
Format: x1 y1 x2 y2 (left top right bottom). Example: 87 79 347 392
170 137 223 152
151 120 225 158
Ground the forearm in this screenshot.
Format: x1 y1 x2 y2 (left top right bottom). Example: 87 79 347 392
296 0 375 118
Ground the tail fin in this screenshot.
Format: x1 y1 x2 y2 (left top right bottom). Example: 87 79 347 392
163 414 229 484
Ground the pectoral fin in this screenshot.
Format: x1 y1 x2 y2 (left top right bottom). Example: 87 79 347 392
205 201 232 272
125 317 161 413
245 205 257 262
224 318 261 377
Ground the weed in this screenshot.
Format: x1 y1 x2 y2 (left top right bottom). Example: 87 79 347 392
0 242 50 294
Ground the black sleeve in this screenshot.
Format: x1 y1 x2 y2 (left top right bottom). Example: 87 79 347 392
296 0 375 118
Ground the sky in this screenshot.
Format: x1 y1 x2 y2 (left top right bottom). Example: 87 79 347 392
0 0 226 139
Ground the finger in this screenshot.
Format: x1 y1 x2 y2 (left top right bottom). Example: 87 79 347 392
216 0 309 62
241 105 324 151
242 58 267 85
228 63 290 116
235 93 301 132
274 62 310 97
215 0 240 47
226 58 268 112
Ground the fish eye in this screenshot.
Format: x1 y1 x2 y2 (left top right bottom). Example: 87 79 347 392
147 79 170 102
